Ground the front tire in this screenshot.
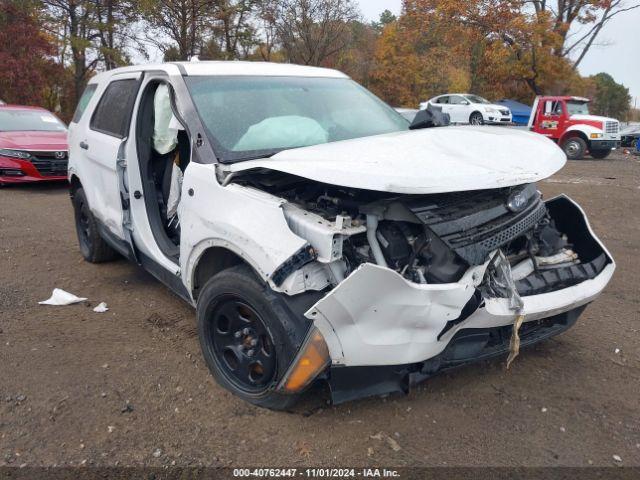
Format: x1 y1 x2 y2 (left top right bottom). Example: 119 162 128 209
196 265 308 410
562 136 587 160
72 187 119 263
469 112 484 125
590 149 611 159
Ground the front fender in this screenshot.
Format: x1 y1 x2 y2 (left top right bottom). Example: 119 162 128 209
179 163 308 297
562 124 601 142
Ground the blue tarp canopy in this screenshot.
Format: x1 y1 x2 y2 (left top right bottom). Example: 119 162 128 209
496 99 532 125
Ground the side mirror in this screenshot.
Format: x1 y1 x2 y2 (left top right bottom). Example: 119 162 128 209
410 104 450 130
461 100 470 105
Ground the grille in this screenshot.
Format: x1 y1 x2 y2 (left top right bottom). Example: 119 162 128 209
605 121 619 134
478 203 546 251
28 150 68 176
407 184 546 265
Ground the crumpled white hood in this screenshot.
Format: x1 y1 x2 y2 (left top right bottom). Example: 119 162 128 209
227 126 566 194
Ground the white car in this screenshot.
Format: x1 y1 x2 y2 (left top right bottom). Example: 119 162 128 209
68 62 614 409
420 93 512 125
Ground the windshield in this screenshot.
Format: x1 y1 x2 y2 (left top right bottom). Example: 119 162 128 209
566 101 590 116
464 95 490 104
0 109 66 132
185 76 409 162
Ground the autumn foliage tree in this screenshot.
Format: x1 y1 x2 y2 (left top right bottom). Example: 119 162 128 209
368 0 600 107
0 1 60 107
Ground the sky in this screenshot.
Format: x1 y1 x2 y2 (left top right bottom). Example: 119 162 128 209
355 0 639 103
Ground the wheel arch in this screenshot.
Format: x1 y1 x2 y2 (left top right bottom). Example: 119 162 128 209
469 110 483 119
560 125 596 147
190 245 258 301
69 174 82 198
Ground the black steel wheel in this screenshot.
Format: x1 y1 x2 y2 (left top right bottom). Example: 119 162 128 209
72 187 118 263
197 264 315 410
208 295 277 392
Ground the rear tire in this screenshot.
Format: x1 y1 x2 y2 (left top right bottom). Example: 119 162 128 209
72 187 119 263
196 264 308 410
590 149 611 159
562 136 587 160
469 112 484 125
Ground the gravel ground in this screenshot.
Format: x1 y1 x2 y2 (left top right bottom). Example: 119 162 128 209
1 150 639 468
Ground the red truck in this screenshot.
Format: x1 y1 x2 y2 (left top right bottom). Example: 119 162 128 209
528 96 621 160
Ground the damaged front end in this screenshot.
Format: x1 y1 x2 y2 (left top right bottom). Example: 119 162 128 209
227 169 614 403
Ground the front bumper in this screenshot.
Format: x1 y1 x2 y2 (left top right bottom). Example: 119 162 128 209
306 195 614 400
329 305 586 404
590 139 620 151
486 113 512 124
0 156 67 184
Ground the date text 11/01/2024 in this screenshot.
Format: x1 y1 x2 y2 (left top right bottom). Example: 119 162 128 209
233 468 401 478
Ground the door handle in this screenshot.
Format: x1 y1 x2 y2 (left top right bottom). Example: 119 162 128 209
79 141 89 150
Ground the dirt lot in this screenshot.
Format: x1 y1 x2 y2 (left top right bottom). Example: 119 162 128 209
1 151 639 468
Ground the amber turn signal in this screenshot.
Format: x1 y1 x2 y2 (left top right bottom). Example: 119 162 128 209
280 328 330 393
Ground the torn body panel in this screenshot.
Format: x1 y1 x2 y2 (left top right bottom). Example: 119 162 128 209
180 162 309 298
306 195 614 368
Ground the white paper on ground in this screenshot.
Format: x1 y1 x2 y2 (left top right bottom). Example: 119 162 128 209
39 288 87 305
93 302 109 313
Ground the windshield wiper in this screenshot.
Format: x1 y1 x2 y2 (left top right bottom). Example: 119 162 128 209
225 150 282 163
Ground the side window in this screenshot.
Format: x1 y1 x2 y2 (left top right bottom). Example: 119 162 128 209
449 95 465 105
90 79 139 138
437 96 449 104
72 84 97 123
544 100 562 116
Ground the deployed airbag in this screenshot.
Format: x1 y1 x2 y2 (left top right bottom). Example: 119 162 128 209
234 115 328 152
153 84 179 155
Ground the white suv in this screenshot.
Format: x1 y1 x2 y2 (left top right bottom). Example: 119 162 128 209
68 62 614 409
421 93 512 125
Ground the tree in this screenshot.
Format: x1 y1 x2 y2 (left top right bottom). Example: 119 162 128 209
333 20 378 87
42 0 101 105
276 0 360 66
371 8 396 32
0 1 60 107
255 0 281 61
392 0 588 99
140 0 215 60
528 0 640 69
213 0 259 59
93 0 142 70
587 73 630 120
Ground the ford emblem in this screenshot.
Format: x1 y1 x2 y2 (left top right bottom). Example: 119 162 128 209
507 191 528 212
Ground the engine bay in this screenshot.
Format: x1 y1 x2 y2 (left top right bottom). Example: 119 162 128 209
229 168 609 295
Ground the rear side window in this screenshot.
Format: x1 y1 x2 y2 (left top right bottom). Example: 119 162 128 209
90 79 139 138
71 84 97 123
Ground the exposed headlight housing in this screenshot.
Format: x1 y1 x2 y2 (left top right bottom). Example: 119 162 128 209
0 149 32 160
484 107 498 113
